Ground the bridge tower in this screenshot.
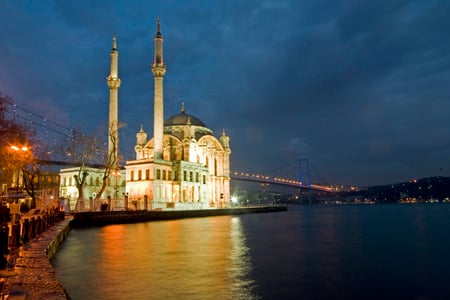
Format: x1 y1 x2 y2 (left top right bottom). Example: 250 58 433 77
106 35 121 169
298 158 312 204
298 158 311 188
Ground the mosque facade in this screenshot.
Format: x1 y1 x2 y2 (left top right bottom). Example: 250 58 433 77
59 19 230 211
125 19 231 210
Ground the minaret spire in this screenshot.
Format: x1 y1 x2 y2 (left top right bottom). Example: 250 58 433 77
107 35 121 169
112 34 117 50
157 17 161 34
151 17 166 160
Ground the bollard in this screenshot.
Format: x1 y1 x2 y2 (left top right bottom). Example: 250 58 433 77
30 217 36 239
13 220 21 247
0 223 8 269
22 218 30 243
0 224 9 253
43 214 48 230
124 195 129 211
36 216 42 235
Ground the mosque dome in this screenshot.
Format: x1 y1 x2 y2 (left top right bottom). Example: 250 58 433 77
164 111 206 127
163 103 212 140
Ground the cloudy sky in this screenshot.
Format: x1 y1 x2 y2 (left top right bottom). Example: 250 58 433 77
1 0 449 186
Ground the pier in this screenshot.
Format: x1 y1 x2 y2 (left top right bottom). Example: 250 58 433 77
70 205 288 227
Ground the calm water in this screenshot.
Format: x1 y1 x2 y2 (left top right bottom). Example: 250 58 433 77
52 204 450 299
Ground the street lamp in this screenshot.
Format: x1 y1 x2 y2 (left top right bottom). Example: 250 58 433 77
10 145 30 195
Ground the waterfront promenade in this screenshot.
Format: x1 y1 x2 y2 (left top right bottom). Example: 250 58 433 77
0 205 286 299
1 217 71 300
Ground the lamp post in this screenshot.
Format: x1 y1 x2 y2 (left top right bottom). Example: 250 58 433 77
10 145 29 196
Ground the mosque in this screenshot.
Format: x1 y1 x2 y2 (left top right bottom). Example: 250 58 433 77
60 19 231 210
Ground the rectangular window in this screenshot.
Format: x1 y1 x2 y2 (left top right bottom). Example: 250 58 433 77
196 172 199 182
138 170 142 180
183 171 187 181
156 169 161 180
146 169 150 180
190 172 193 182
163 170 166 180
130 171 134 181
168 171 172 181
203 175 206 184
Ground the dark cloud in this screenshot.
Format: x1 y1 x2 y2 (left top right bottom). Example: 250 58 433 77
1 0 449 186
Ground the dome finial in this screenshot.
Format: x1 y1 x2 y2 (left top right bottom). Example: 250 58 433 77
181 102 185 113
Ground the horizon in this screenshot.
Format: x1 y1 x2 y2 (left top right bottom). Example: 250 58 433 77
1 1 449 186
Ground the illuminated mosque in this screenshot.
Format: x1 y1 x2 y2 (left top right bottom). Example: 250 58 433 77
124 20 231 210
59 19 231 210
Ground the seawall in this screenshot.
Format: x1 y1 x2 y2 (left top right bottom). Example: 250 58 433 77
5 217 72 300
70 205 288 227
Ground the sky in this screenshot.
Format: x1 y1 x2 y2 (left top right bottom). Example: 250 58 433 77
1 0 449 186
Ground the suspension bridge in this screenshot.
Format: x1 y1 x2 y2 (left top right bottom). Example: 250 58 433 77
3 97 342 193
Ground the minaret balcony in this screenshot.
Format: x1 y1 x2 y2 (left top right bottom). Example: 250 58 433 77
107 76 121 89
151 65 166 77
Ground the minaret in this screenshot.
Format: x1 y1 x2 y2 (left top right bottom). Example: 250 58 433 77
151 18 166 160
106 35 121 169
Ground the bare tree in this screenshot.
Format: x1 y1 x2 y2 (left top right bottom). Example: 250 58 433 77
94 126 122 203
0 94 34 186
21 145 52 209
62 130 100 211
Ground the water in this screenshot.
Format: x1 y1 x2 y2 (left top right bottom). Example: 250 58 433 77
52 204 450 299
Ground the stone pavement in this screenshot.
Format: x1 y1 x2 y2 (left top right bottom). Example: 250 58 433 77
1 217 72 300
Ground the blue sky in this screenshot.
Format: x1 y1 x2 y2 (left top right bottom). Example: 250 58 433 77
1 0 449 186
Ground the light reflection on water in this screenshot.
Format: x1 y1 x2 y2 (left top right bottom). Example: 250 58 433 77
52 216 260 300
54 205 450 299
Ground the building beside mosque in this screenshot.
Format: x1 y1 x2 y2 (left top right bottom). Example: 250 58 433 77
125 20 231 210
59 19 231 211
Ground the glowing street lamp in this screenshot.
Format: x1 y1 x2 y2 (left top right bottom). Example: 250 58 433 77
10 145 30 195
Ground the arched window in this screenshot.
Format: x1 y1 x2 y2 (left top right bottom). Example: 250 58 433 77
96 177 100 186
145 169 150 180
214 159 217 176
130 171 134 181
138 170 142 180
156 169 161 180
90 177 93 186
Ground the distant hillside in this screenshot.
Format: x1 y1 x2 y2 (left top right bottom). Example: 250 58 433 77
340 177 450 203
